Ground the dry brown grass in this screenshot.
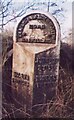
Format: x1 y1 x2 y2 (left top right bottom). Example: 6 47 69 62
2 33 74 119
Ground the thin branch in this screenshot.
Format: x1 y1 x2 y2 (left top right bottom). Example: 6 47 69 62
0 2 35 26
0 0 12 16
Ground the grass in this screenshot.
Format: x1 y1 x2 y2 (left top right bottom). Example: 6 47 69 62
2 36 74 119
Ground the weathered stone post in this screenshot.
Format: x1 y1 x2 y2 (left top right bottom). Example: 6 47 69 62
12 11 60 117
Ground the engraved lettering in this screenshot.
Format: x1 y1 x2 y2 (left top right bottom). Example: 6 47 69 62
29 25 45 29
14 72 30 81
